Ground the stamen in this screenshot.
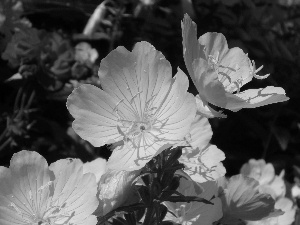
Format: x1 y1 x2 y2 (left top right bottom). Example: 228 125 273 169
130 91 142 104
113 99 124 112
37 181 53 192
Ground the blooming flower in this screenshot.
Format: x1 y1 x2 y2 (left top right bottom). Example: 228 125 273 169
97 169 140 216
67 41 196 171
0 150 99 225
218 174 282 224
247 197 296 225
164 177 223 225
181 14 289 116
74 42 98 67
179 114 226 183
240 159 286 199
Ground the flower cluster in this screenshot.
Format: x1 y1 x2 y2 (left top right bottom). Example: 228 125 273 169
0 13 292 225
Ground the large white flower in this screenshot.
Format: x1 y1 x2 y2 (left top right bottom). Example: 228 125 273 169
181 14 289 116
67 41 196 171
179 115 226 183
0 150 99 225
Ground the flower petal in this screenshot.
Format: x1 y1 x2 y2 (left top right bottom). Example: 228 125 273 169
225 86 289 111
83 158 107 183
67 84 124 146
221 175 282 223
49 159 98 224
98 41 172 121
107 142 171 171
0 151 52 225
156 68 196 141
180 145 226 183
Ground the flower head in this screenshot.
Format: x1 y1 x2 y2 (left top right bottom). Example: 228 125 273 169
219 174 282 224
0 150 99 225
181 14 289 115
67 41 196 171
247 197 296 225
240 159 286 199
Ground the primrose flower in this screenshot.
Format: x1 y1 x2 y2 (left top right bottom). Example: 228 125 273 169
247 197 296 225
97 169 140 216
219 174 282 224
240 159 286 199
0 150 99 225
179 114 226 183
164 178 223 225
181 14 289 115
67 41 196 171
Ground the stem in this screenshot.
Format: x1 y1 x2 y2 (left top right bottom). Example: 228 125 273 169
143 207 154 225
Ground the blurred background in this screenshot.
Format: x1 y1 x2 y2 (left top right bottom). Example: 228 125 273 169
0 0 299 184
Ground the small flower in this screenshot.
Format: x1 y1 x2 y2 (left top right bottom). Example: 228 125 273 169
67 41 196 171
164 177 223 225
97 169 140 216
0 150 99 225
247 197 296 225
181 14 289 115
74 42 98 67
219 174 282 224
179 115 226 183
240 159 286 199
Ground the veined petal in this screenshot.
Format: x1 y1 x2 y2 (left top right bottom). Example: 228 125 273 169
198 32 251 92
180 145 226 183
49 159 98 224
180 114 212 149
220 175 282 223
107 141 171 171
67 84 125 146
193 58 227 108
156 68 196 141
0 151 52 225
225 86 289 111
98 41 172 120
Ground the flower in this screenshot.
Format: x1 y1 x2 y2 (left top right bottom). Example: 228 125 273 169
0 150 99 225
82 158 139 217
247 197 296 225
164 177 223 225
74 42 98 67
179 114 226 183
218 174 282 224
97 169 140 216
181 14 289 116
67 41 196 171
240 159 286 199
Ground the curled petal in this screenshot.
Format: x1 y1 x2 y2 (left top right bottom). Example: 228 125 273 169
225 86 289 111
